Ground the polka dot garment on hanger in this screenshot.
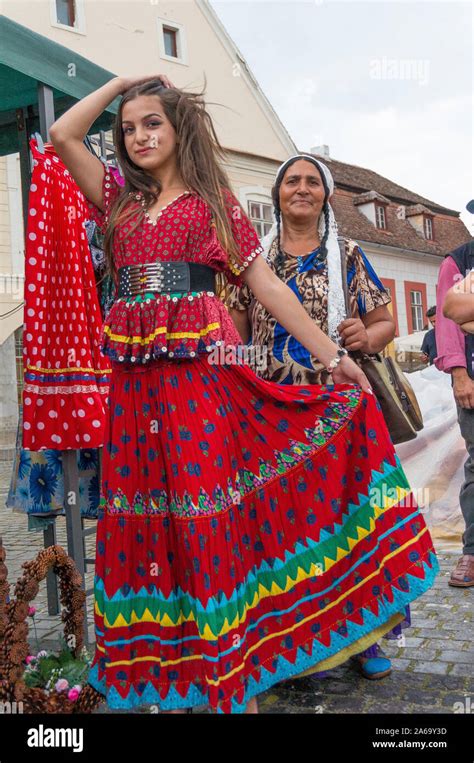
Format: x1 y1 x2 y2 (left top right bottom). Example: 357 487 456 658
22 138 112 451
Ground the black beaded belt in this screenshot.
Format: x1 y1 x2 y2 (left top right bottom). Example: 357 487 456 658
117 261 216 298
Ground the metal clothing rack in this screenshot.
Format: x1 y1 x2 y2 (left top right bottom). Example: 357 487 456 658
21 83 117 645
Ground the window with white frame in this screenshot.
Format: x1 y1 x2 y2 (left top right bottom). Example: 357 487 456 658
375 204 387 229
248 201 273 238
424 216 434 240
51 0 85 33
158 19 187 65
410 290 424 331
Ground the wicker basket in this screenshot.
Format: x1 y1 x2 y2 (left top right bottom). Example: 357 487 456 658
0 536 103 713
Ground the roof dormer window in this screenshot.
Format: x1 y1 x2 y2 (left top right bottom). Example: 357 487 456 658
406 204 435 241
424 215 434 240
375 204 386 230
353 191 390 230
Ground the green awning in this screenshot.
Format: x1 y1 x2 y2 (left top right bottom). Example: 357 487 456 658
0 15 120 156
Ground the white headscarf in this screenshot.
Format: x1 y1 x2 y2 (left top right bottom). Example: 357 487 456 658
261 154 346 343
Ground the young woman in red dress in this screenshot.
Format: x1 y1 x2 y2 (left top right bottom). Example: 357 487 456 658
49 74 438 714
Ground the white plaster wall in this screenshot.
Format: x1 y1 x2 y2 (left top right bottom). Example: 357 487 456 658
361 244 441 336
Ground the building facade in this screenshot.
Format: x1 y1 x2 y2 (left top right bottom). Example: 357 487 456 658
315 152 472 337
0 0 297 455
0 0 471 455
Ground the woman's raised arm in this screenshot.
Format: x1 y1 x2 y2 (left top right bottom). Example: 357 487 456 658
49 77 124 210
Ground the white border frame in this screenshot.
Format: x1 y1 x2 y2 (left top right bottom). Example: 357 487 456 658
50 0 86 35
157 17 188 66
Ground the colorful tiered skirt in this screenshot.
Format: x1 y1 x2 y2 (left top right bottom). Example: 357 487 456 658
88 355 439 713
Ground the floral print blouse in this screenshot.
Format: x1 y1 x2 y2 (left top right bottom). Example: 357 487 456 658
225 237 391 385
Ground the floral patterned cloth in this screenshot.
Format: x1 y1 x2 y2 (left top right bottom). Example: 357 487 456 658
7 406 100 520
226 237 391 385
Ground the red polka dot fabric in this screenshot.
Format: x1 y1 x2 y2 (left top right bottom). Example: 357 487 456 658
84 167 263 364
22 139 111 451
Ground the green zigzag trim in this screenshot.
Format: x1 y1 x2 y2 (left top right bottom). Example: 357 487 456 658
96 464 417 635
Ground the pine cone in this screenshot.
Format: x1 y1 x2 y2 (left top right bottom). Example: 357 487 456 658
71 610 85 627
24 687 47 713
71 590 86 609
46 691 73 714
0 580 9 602
71 572 84 588
11 601 29 623
10 622 28 642
35 556 52 580
75 684 103 713
8 642 29 666
13 680 26 703
8 664 25 682
22 580 40 601
14 580 27 599
0 680 13 702
0 614 8 637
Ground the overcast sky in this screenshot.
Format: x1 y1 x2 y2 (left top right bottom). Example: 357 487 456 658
210 0 473 232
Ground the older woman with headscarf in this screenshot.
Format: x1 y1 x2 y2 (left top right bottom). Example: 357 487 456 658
229 154 395 384
226 154 405 680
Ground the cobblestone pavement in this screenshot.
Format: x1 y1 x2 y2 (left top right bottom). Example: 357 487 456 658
1 461 472 714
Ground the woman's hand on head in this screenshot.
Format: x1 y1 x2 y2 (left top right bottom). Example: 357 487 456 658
330 355 373 395
117 74 176 93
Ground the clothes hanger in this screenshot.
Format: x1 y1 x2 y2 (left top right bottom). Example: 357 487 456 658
32 132 45 153
83 135 96 156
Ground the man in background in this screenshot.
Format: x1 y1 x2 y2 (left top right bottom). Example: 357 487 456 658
435 241 474 587
421 306 437 365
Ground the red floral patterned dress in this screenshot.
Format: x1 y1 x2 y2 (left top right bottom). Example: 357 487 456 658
84 163 438 714
84 167 259 363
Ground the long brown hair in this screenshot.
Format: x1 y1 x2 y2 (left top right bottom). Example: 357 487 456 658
101 80 243 297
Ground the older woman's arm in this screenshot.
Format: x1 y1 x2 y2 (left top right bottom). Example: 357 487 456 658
242 255 372 391
443 273 474 324
338 306 395 354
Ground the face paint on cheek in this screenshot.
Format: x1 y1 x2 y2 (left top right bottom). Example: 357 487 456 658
149 135 159 149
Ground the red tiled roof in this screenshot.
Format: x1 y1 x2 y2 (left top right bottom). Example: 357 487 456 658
312 153 472 256
405 204 433 217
